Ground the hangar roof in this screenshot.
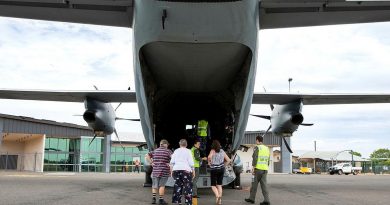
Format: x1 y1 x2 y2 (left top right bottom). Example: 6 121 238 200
0 113 93 138
299 151 369 162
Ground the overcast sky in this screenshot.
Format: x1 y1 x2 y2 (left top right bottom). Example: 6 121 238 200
1 17 390 157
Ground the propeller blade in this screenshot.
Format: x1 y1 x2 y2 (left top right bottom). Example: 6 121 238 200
115 117 140 121
282 136 293 153
93 85 99 90
89 134 98 146
262 125 272 138
72 114 83 116
250 114 271 120
301 123 314 126
114 129 125 151
115 103 122 111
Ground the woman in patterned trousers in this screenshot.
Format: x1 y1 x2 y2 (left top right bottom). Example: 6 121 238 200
172 170 193 204
170 139 195 205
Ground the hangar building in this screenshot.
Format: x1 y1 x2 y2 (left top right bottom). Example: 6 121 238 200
0 114 292 173
0 113 148 173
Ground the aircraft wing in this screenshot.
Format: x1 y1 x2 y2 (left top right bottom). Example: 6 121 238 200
252 93 390 105
0 0 133 27
0 89 136 103
260 0 390 29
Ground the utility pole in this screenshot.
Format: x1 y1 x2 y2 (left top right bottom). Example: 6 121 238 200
314 140 317 151
288 78 293 93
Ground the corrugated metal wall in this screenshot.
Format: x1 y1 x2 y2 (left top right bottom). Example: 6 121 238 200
242 131 281 146
0 117 93 137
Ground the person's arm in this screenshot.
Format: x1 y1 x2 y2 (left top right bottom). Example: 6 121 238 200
208 149 215 165
145 152 153 165
252 147 258 173
268 149 271 166
188 150 195 168
170 152 175 177
188 150 195 178
194 149 202 162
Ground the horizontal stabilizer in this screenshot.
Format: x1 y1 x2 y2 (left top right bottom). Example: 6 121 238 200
0 89 136 103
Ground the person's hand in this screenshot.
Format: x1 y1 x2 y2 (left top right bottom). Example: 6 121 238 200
192 171 196 179
202 157 207 161
251 168 255 175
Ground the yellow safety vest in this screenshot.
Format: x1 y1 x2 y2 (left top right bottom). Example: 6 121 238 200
197 120 208 137
191 147 200 168
255 145 270 171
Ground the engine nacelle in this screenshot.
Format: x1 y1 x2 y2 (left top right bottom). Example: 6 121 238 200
271 100 304 135
83 98 116 135
291 113 304 125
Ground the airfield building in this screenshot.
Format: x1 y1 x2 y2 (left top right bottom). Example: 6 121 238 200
0 113 148 173
1 114 294 174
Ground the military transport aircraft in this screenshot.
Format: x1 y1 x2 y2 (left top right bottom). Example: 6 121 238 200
2 0 390 187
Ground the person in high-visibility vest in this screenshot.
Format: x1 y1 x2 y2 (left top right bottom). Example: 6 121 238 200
197 119 209 152
191 139 207 198
197 119 208 137
245 136 271 205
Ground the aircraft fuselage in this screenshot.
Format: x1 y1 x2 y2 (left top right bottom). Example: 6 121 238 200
133 0 259 151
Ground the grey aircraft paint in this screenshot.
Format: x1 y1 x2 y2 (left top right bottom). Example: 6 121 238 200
270 101 305 136
133 0 259 151
83 97 116 136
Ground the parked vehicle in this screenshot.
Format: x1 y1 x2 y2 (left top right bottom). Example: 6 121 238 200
328 163 362 175
293 167 312 174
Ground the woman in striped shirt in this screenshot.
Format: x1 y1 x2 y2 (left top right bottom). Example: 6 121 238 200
208 140 231 205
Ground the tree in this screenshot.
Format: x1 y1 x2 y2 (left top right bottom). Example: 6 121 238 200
383 160 390 166
370 148 390 159
349 151 362 157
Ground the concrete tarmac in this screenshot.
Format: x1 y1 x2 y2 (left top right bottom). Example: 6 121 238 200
0 172 389 205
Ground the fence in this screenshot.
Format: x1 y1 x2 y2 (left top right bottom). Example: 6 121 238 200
0 152 43 172
110 163 145 173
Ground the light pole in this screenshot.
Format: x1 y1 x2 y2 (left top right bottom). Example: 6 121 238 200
288 78 293 93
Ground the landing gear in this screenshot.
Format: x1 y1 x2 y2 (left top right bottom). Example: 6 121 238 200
143 165 153 187
232 173 242 190
229 165 242 189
